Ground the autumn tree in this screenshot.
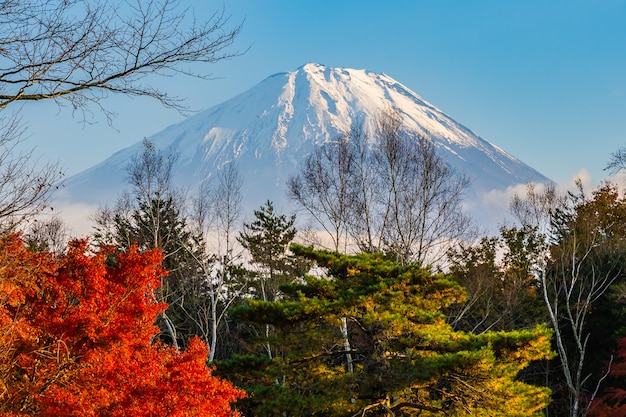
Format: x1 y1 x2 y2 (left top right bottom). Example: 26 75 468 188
589 336 626 417
221 246 553 417
541 183 626 417
447 224 548 333
582 146 626 417
0 233 244 416
93 139 201 350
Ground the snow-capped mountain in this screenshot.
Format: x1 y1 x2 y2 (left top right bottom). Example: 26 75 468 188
58 63 550 229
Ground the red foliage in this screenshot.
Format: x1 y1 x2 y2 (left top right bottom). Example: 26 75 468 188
589 337 626 417
0 234 244 416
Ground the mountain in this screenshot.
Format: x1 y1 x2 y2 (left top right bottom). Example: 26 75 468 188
57 63 550 231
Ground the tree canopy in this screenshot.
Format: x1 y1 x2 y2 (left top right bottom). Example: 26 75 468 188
221 246 553 416
0 233 244 416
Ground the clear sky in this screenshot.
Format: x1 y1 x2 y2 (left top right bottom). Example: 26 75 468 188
17 0 626 188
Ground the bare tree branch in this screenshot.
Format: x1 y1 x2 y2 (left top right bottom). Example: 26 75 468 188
605 145 626 175
0 0 243 118
288 109 474 265
0 114 62 231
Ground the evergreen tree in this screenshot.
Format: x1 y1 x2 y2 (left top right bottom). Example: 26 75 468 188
237 201 307 359
238 200 301 303
220 246 553 417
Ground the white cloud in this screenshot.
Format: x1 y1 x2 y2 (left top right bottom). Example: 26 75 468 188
467 168 599 236
53 201 99 238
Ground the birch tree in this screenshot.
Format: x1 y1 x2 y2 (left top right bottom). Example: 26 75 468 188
543 184 626 417
288 110 473 265
188 162 244 362
512 181 626 417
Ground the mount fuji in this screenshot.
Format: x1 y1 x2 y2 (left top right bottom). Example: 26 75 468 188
57 63 550 231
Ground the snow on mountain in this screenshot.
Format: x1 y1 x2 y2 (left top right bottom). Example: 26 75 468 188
57 63 550 232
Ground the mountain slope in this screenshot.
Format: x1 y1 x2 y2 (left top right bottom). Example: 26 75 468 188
58 63 550 225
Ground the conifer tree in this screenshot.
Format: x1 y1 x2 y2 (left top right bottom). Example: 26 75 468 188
238 200 302 303
237 201 306 359
220 246 553 417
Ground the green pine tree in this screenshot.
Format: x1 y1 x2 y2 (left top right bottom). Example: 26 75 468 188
236 201 309 359
219 246 553 417
238 200 303 303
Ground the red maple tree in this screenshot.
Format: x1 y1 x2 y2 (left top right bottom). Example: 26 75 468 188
0 234 244 416
589 336 626 417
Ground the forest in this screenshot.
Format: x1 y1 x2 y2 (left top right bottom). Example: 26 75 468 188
6 118 626 417
1 1 626 416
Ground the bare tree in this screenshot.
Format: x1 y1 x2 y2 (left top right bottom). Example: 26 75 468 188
288 110 473 265
343 122 380 253
372 109 472 265
188 162 244 362
211 162 243 258
0 115 62 232
0 0 242 116
127 139 178 203
22 216 69 255
0 0 240 230
287 131 356 252
510 182 564 236
605 145 626 175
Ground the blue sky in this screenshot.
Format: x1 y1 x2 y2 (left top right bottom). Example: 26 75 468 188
18 0 626 187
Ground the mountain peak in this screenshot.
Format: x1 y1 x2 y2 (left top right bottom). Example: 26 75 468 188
58 64 550 230
299 62 326 71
